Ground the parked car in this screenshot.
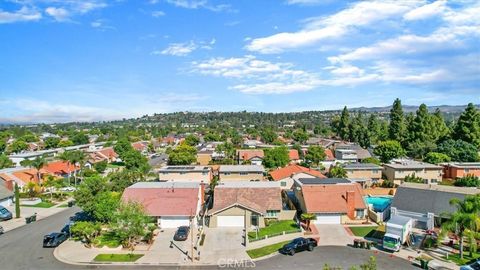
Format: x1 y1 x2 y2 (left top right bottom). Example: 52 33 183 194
280 237 317 256
173 226 189 241
0 206 12 221
59 187 76 192
43 232 68 247
460 258 480 270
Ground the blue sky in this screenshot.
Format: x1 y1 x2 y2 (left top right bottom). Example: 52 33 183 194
0 0 479 123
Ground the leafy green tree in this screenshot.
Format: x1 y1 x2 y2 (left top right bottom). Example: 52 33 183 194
305 146 326 166
292 129 309 144
71 132 89 145
0 140 6 154
361 157 381 165
112 201 150 249
8 140 28 153
453 103 480 148
58 140 74 147
216 142 235 160
74 176 109 217
349 113 370 148
108 170 143 192
431 109 450 142
94 160 108 173
22 156 46 184
114 137 134 158
70 221 101 247
437 139 479 162
300 213 316 232
204 132 221 142
405 104 437 158
19 134 37 143
263 146 289 168
0 154 14 169
374 140 405 163
260 128 277 144
403 173 424 183
93 192 120 223
367 114 387 145
184 134 200 146
44 137 61 149
440 195 480 259
423 152 451 164
168 143 197 165
122 150 150 176
388 98 406 142
454 175 480 188
328 165 347 178
337 106 350 140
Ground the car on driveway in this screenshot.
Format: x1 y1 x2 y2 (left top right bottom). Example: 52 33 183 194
173 226 189 241
280 237 317 256
0 206 12 221
460 258 480 270
43 232 68 247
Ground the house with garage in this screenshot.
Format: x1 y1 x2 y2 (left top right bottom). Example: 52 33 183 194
207 181 295 228
390 183 480 230
0 184 14 207
236 149 264 165
218 165 265 182
158 166 212 183
0 167 46 190
383 160 443 185
293 178 367 224
442 162 480 179
343 163 382 187
288 149 301 164
122 182 205 228
269 164 326 189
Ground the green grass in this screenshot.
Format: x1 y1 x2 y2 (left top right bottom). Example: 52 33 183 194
248 220 299 240
21 201 55 208
247 241 290 259
93 253 143 262
94 232 122 248
443 252 480 265
348 225 385 239
58 203 69 208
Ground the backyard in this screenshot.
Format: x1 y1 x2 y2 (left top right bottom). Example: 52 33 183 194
248 220 299 240
348 225 385 239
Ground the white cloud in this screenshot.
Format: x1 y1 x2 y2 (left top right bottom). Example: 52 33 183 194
165 0 232 12
0 6 41 24
45 7 70 22
285 0 328 5
404 0 447 21
246 1 420 53
152 10 165 17
154 39 215 56
90 19 115 30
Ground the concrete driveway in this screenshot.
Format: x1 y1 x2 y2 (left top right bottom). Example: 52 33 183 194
198 227 249 264
137 228 191 264
314 224 354 246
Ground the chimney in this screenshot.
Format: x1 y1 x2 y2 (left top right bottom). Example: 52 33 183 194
346 191 355 219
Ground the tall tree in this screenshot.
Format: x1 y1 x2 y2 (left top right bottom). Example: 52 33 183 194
263 146 289 169
437 139 479 162
388 98 406 142
14 184 20 218
304 146 326 166
22 156 47 184
0 154 14 169
453 103 480 148
405 104 436 158
337 106 350 140
328 165 347 178
374 140 405 163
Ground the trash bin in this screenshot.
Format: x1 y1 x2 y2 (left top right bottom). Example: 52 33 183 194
32 214 37 222
420 259 430 270
359 241 366 249
353 239 359 248
25 216 31 224
68 201 75 207
366 242 372 249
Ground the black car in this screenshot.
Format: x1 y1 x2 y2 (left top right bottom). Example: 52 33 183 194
280 237 317 255
43 232 68 248
173 226 190 241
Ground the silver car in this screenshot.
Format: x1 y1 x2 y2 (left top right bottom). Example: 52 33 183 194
0 206 12 221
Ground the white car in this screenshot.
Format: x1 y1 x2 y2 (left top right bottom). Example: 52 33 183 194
460 259 480 270
59 187 76 192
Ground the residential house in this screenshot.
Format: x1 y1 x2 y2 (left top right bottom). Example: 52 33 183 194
0 167 46 190
236 149 264 165
343 163 383 187
335 144 372 162
442 162 480 179
218 165 265 182
207 181 295 228
383 160 443 185
122 182 204 228
293 178 367 224
335 149 358 162
87 147 119 165
269 165 326 189
132 141 149 155
0 184 14 207
43 161 79 179
288 149 301 164
243 139 262 149
9 150 57 167
158 166 212 183
391 183 480 230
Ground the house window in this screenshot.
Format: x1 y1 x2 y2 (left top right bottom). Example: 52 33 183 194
202 172 208 175
223 172 231 175
431 179 437 184
465 169 470 173
356 210 365 219
280 181 287 187
266 210 279 218
240 172 248 175
372 170 378 174
251 215 259 226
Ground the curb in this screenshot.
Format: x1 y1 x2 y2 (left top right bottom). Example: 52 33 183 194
251 251 280 262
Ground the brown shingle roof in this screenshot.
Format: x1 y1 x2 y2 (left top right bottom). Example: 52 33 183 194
209 187 282 215
301 183 366 213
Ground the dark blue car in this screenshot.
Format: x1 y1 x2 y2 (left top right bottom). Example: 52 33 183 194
280 237 317 256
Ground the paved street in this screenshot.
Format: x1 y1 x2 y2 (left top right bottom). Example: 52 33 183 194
0 208 416 270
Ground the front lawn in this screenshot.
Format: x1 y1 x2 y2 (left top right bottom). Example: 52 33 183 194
246 241 290 259
22 201 55 208
349 225 385 239
94 232 122 248
58 203 69 208
248 220 299 240
93 253 143 262
443 252 480 265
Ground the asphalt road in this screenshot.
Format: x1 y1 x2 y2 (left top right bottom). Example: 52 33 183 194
0 208 416 270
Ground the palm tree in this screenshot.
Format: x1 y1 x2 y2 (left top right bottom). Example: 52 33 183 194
301 213 317 232
58 151 72 186
21 156 46 184
69 150 86 186
440 194 480 259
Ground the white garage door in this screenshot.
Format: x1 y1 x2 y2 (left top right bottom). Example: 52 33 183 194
0 198 12 208
217 216 245 227
158 216 190 228
314 214 341 224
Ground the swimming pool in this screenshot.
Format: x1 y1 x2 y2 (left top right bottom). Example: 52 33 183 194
364 196 392 212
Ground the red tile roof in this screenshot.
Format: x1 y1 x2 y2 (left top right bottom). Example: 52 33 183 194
289 149 300 160
43 161 78 175
270 165 326 181
236 149 264 160
209 187 282 214
324 149 335 161
301 183 366 213
122 187 199 216
132 142 147 151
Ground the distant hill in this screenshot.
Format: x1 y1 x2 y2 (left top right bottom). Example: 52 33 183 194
350 104 480 114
